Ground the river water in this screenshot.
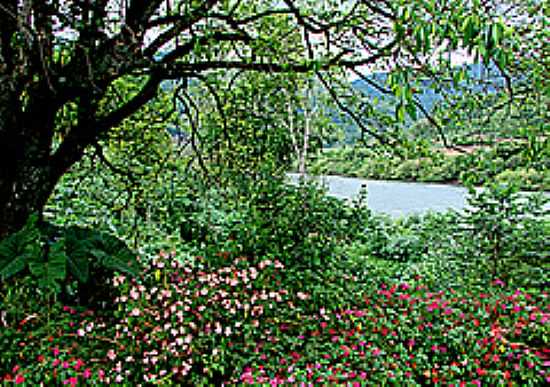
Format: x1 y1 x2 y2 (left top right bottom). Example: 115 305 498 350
287 173 549 218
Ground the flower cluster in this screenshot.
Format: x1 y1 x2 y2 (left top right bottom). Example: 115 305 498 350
239 280 549 385
3 249 547 385
105 252 291 384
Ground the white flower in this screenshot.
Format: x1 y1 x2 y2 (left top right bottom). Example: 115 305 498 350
297 292 309 300
130 288 140 300
86 322 94 332
107 349 116 360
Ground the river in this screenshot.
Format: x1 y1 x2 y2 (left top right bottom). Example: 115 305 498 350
287 173 549 218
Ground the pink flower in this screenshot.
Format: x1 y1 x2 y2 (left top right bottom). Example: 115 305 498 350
83 368 92 379
63 377 78 386
493 279 505 287
53 347 60 356
15 374 25 384
107 349 116 361
73 359 84 370
372 348 381 356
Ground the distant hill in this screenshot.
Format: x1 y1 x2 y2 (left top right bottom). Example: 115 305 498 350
339 63 506 144
351 62 505 112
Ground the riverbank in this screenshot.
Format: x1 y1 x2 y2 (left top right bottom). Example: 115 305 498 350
307 141 550 191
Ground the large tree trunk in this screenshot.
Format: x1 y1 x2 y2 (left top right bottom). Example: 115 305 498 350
0 112 89 240
0 79 69 240
0 161 60 239
0 83 72 239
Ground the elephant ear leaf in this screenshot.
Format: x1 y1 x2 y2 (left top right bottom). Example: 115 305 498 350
29 240 67 293
66 252 90 284
93 233 139 277
0 214 42 280
63 227 91 284
0 254 28 281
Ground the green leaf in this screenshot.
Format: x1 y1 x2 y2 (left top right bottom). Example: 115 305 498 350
0 214 41 280
406 102 417 121
0 255 28 281
66 253 90 284
29 241 67 293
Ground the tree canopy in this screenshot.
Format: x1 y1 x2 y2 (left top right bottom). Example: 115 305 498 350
0 0 546 237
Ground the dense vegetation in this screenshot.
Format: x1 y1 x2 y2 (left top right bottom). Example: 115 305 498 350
310 136 549 191
1 0 549 385
1 147 548 384
311 95 549 190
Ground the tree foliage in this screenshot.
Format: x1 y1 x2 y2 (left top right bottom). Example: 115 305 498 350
0 0 546 237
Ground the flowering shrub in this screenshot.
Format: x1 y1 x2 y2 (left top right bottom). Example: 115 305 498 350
105 252 294 384
240 281 549 385
2 251 548 385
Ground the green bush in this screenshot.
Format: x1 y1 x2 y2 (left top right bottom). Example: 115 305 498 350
462 183 549 284
177 177 372 271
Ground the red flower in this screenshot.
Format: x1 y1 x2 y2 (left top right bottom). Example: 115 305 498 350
15 374 25 384
476 368 486 376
